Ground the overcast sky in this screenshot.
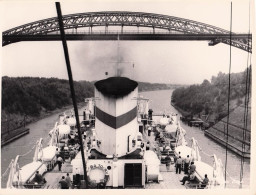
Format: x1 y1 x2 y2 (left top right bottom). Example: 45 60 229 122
0 0 253 84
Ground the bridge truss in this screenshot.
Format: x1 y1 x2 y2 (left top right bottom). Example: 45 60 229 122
2 11 252 52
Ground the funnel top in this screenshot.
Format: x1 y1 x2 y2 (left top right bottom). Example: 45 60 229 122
95 77 138 97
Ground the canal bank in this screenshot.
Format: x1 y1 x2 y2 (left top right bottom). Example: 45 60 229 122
171 101 251 159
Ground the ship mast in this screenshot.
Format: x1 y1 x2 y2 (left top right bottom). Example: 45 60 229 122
55 2 88 188
116 34 120 76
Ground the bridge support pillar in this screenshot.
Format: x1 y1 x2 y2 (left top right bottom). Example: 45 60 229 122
121 25 124 34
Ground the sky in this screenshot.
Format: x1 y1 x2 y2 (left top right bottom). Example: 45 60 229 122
0 0 254 84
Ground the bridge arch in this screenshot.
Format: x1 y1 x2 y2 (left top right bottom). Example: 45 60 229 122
2 11 251 52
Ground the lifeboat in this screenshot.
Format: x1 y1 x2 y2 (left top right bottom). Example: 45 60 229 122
159 117 169 126
58 124 70 140
13 162 47 185
40 146 57 161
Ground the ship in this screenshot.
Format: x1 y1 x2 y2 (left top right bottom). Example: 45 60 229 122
5 76 225 189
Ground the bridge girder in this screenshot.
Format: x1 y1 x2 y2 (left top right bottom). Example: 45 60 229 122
2 11 252 52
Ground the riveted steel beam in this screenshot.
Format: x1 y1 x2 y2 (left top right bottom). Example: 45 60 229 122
2 11 252 52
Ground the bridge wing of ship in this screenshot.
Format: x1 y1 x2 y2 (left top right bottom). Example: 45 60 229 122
2 11 252 52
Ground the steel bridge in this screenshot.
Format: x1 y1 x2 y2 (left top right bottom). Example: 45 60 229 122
2 11 252 52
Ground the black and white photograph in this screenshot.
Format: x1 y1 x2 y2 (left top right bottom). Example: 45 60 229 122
0 0 255 194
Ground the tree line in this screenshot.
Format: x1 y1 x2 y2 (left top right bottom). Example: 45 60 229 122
171 67 251 121
2 76 176 117
2 77 94 116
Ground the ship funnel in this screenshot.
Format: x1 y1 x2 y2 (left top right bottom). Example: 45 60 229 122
94 77 139 157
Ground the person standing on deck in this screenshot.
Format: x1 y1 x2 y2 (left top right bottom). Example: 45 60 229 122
165 154 171 171
174 151 181 164
65 173 72 189
146 141 150 150
189 161 196 174
184 155 190 174
57 156 64 171
55 148 60 156
176 156 182 174
69 149 76 161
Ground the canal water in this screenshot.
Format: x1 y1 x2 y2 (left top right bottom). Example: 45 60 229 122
1 89 250 188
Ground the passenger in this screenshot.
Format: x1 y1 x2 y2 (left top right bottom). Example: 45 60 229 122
189 161 196 174
57 156 64 171
180 171 196 185
140 142 145 149
174 152 181 163
146 141 150 150
176 156 182 174
69 149 75 161
155 131 160 141
59 176 69 189
165 154 171 171
184 155 190 174
65 173 72 189
55 148 60 156
70 134 75 145
33 171 45 184
200 174 209 188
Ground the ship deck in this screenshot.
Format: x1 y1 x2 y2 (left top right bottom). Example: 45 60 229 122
146 165 187 189
42 161 188 189
144 130 187 189
41 128 188 189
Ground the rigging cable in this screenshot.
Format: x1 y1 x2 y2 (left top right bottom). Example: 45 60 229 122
224 1 232 188
239 0 251 188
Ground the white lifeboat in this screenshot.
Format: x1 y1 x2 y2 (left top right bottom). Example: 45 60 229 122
66 117 76 127
40 146 57 162
159 117 169 126
13 162 47 184
174 145 192 159
194 161 214 182
58 124 70 140
165 124 177 133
